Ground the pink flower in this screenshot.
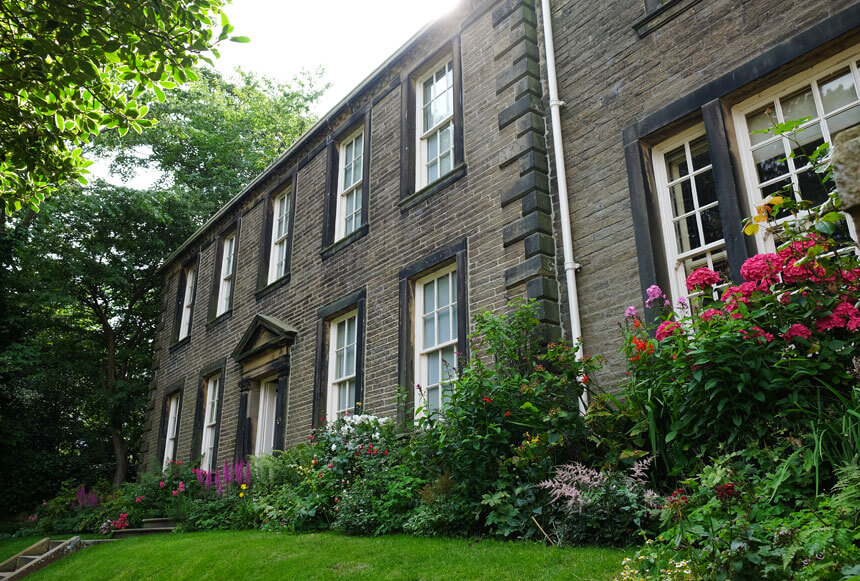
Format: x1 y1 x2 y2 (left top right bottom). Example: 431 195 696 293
645 285 666 309
159 481 165 488
815 314 844 333
740 326 774 343
172 490 178 496
685 268 721 292
783 323 812 342
740 253 781 283
700 308 723 322
655 320 681 341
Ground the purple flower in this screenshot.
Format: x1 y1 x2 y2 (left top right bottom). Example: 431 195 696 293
676 297 688 309
624 306 639 319
245 463 253 485
645 285 666 309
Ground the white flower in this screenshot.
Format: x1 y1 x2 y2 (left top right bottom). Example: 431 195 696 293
331 444 337 452
373 432 380 440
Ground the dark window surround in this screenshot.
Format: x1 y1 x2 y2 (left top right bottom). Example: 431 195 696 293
633 0 704 38
170 254 200 350
623 9 860 321
399 36 466 211
190 357 227 467
256 172 298 298
322 110 372 258
396 238 469 426
207 220 241 326
157 382 184 468
312 287 367 428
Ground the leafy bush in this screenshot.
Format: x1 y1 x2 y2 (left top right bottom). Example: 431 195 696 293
424 299 601 538
539 457 660 547
617 455 860 580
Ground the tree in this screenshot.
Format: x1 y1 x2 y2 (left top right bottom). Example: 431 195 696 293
0 0 248 214
94 66 326 216
0 68 324 498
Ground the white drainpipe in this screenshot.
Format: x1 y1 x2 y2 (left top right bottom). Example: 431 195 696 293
539 0 587 414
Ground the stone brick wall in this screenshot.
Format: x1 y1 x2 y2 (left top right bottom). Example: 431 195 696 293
542 0 860 386
141 0 558 470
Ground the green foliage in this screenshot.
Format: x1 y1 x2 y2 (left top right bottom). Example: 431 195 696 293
618 454 860 580
0 0 247 213
0 65 323 503
91 67 327 217
423 299 601 538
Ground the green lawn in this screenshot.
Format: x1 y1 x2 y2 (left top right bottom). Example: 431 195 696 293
0 536 45 562
27 531 631 580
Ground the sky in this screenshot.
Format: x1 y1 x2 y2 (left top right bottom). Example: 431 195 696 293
214 0 461 116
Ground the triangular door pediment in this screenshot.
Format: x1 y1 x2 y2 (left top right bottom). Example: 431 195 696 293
232 314 298 362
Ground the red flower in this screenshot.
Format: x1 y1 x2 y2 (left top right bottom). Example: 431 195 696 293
580 374 589 384
655 321 681 341
505 410 511 417
685 267 721 292
783 323 813 342
482 396 493 403
740 253 781 282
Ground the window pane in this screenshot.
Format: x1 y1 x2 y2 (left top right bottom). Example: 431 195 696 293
701 206 724 244
797 170 833 206
451 270 457 302
427 350 440 386
423 79 432 106
426 386 439 413
792 124 824 169
353 186 362 212
345 344 355 375
752 140 788 183
335 349 344 379
437 273 450 307
689 136 711 171
664 146 688 180
423 313 435 348
440 122 452 153
826 103 860 136
353 157 362 183
347 316 356 344
819 68 857 114
694 170 717 207
337 320 346 349
761 178 792 202
668 180 694 217
344 164 352 189
452 304 458 337
440 152 452 175
675 215 701 253
441 345 456 380
438 306 451 344
747 106 776 146
427 131 438 159
782 87 817 122
427 160 439 183
354 134 363 156
423 280 435 314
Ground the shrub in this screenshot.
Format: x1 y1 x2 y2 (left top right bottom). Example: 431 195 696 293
426 299 601 538
539 457 660 547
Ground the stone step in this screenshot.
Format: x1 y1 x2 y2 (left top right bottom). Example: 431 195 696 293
112 526 174 539
49 540 64 550
14 556 38 570
142 518 177 529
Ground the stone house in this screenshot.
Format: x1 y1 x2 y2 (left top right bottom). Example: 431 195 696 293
140 0 860 472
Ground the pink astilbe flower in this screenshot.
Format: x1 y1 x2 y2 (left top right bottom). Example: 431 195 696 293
629 455 654 483
538 462 606 512
655 320 681 341
740 253 781 283
245 463 253 485
685 268 721 292
205 469 212 491
783 323 813 341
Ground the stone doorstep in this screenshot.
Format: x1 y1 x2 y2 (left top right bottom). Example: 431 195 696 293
141 518 177 529
111 526 175 539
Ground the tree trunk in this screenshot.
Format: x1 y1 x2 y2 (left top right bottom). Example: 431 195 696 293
111 423 127 486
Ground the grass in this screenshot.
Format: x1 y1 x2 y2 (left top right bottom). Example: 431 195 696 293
27 531 631 580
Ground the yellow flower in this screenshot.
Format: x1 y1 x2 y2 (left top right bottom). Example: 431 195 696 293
241 484 247 490
239 492 244 497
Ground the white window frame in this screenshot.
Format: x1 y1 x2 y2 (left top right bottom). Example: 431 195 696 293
268 191 291 284
254 379 278 456
652 125 729 301
415 57 455 190
178 264 196 340
200 375 220 472
327 310 358 421
733 44 860 252
162 393 181 471
414 263 458 418
216 234 235 316
335 129 364 241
